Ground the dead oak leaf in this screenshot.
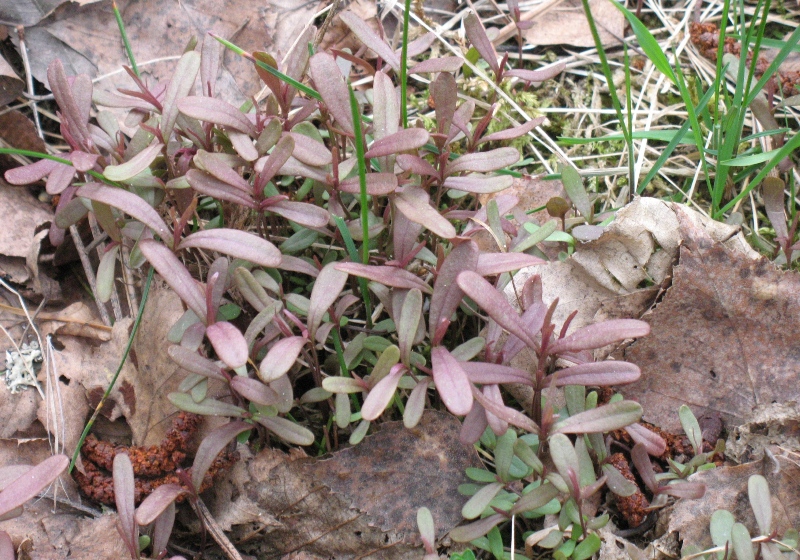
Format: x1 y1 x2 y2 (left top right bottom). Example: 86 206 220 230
620 219 800 432
308 410 481 541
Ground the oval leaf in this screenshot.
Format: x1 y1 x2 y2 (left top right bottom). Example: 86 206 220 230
431 347 474 416
206 321 248 369
179 229 281 268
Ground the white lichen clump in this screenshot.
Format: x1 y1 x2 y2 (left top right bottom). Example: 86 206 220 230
3 341 42 393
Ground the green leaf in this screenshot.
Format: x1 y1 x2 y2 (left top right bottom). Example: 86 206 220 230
572 534 602 560
608 0 676 83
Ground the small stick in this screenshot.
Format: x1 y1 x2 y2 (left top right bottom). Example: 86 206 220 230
16 26 43 140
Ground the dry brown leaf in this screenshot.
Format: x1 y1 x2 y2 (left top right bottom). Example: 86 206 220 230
309 411 481 540
0 0 66 26
521 0 624 47
619 217 800 432
21 0 319 107
218 412 480 558
669 450 800 551
0 181 53 259
0 111 47 174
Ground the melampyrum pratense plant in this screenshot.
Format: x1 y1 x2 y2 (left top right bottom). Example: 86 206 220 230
2 10 691 557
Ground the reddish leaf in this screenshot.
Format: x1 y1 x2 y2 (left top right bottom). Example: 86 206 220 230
482 384 508 435
429 240 479 341
550 319 650 354
78 183 171 242
258 336 306 383
309 52 354 135
431 72 457 136
478 116 546 144
339 173 398 195
194 150 251 193
362 363 406 420
449 514 505 542
394 186 456 239
103 141 164 182
443 174 514 193
504 62 566 83
372 71 399 140
68 150 99 172
113 454 137 556
308 263 349 340
410 56 464 74
630 443 658 493
179 229 282 268
277 156 329 183
46 162 76 195
186 170 255 207
4 157 58 185
287 132 332 166
48 60 91 148
396 155 438 177
336 262 432 293
135 484 187 526
471 385 540 434
431 347 474 416
365 128 430 158
553 400 643 434
339 12 401 71
624 423 667 456
177 96 256 136
141 240 207 321
229 131 259 161
460 361 532 385
446 148 519 175
161 51 201 139
475 252 545 276
659 481 706 499
257 135 295 184
464 12 500 74
231 376 280 406
0 455 68 518
168 345 226 380
544 361 641 387
206 321 248 369
456 270 536 348
268 200 330 228
191 421 252 492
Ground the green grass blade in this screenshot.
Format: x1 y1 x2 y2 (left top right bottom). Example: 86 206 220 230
211 33 322 101
399 0 412 129
608 0 676 83
112 0 139 77
69 266 155 473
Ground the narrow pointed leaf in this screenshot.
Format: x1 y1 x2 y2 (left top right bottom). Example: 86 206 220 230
336 262 432 292
362 364 405 420
258 336 306 383
431 347 473 416
464 12 500 74
161 51 201 139
544 361 641 387
443 174 514 193
192 421 251 491
511 482 561 515
432 72 457 135
550 319 650 354
549 433 579 493
77 183 171 241
339 12 401 70
365 128 429 158
475 252 544 276
139 240 207 321
178 96 256 135
394 186 456 239
446 148 519 175
179 229 281 267
308 263 349 340
554 400 642 434
186 170 256 207
103 142 164 182
462 482 503 519
206 321 248 369
194 150 251 192
457 271 536 347
135 484 187 525
112 454 136 549
504 63 565 83
254 415 314 446
309 53 353 135
396 154 437 176
460 361 532 385
0 455 68 517
429 241 479 340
